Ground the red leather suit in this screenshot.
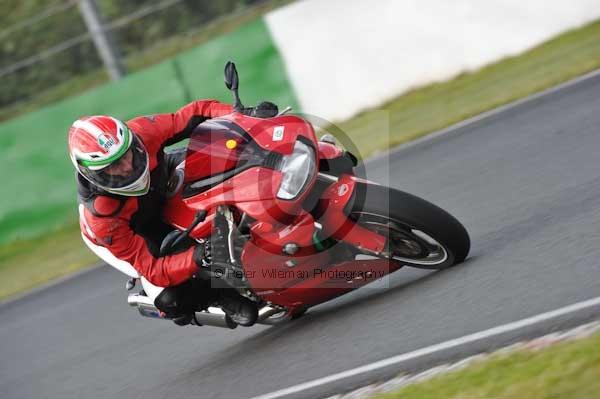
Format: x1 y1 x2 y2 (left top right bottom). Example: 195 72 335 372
78 100 233 287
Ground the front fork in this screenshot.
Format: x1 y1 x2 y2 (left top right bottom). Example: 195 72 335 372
317 174 389 256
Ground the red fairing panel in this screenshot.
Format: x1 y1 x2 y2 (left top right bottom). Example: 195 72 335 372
318 175 387 254
317 141 343 160
183 125 248 183
223 113 318 155
265 258 398 307
183 167 288 224
241 211 327 292
164 166 301 239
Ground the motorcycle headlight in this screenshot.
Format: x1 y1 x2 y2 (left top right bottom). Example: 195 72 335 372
277 140 316 200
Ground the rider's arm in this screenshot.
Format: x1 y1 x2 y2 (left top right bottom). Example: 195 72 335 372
127 99 234 148
80 200 198 287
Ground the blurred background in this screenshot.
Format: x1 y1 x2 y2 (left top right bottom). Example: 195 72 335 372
1 0 600 297
0 0 283 119
2 1 600 399
1 0 600 301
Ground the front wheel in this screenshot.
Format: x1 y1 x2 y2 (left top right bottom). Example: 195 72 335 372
348 182 470 269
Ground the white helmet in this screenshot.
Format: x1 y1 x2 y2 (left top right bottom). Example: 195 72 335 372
68 115 150 196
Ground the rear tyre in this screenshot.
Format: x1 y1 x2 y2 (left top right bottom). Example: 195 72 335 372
349 182 470 269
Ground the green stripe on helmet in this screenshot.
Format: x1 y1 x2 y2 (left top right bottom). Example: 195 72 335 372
108 185 150 196
78 125 132 168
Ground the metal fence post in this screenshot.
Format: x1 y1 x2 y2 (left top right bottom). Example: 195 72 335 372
77 0 126 80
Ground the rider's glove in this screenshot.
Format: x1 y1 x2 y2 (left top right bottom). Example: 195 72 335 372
241 101 279 118
192 212 246 289
193 240 235 289
193 242 211 268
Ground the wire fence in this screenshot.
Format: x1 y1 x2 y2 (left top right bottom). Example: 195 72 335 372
0 0 274 111
0 0 79 40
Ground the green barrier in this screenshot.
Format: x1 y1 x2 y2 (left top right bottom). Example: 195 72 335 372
176 19 300 110
0 18 298 245
0 61 188 244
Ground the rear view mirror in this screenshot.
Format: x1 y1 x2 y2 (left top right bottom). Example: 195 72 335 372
224 61 243 111
224 61 239 91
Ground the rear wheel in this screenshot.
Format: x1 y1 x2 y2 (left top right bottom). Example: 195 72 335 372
348 183 470 269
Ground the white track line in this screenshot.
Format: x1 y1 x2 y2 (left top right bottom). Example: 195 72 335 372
251 295 600 399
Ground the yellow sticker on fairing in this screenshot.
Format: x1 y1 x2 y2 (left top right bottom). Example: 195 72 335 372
226 139 237 149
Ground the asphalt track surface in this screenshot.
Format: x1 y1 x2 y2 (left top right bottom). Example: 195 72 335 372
3 71 600 399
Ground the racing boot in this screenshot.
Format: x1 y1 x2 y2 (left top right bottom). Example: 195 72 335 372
172 314 194 326
217 290 258 327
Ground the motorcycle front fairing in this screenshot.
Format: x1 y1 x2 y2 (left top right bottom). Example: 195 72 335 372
161 114 390 304
163 115 319 229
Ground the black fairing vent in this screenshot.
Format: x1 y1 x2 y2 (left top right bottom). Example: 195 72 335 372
318 151 357 176
182 144 282 199
264 152 283 169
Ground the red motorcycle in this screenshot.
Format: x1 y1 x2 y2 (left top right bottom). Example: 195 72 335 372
127 62 470 328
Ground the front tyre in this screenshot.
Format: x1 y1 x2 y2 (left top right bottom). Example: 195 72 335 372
349 182 470 269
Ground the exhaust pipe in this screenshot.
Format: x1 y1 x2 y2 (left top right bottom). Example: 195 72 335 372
128 294 290 328
257 306 286 322
193 307 237 329
128 293 166 320
256 305 294 325
127 293 237 329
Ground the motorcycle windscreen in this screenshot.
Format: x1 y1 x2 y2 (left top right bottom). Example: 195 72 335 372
182 120 269 196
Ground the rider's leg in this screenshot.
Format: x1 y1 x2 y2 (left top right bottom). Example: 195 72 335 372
216 289 259 327
154 278 218 324
153 282 190 318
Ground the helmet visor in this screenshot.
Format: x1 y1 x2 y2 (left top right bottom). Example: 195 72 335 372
79 134 149 190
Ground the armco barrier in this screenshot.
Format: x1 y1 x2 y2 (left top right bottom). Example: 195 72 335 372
0 18 297 245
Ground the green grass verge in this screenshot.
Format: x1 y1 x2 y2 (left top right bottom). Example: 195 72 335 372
373 331 600 399
0 222 98 301
339 19 600 159
1 19 599 301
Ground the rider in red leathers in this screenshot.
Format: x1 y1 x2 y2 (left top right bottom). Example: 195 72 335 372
68 99 278 326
